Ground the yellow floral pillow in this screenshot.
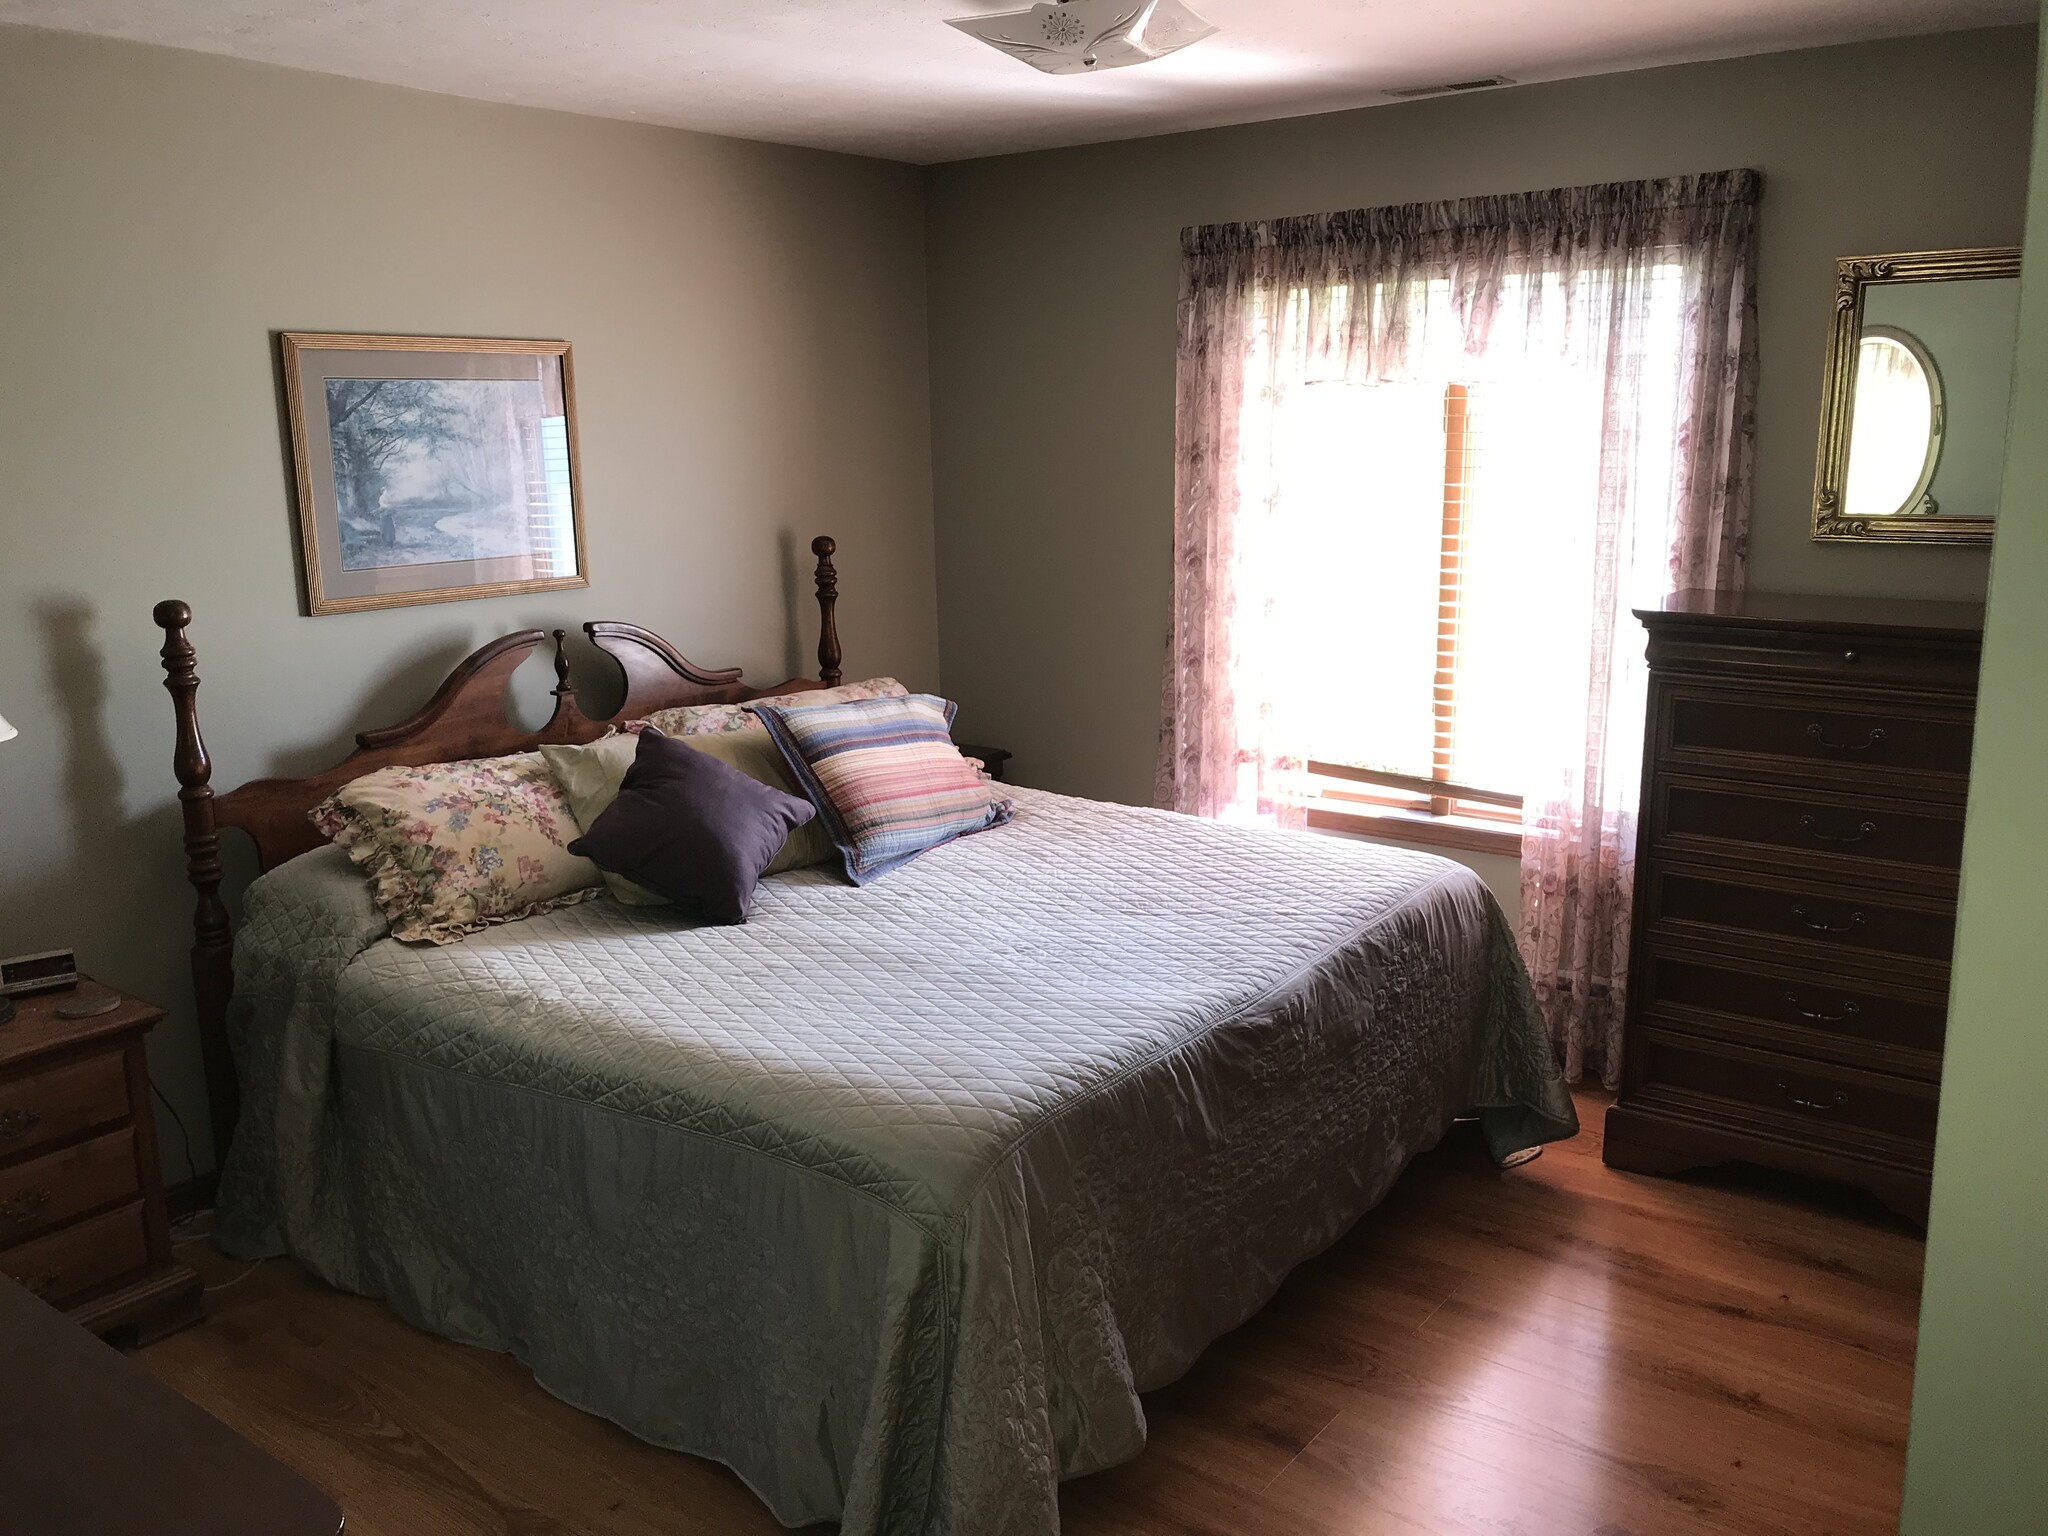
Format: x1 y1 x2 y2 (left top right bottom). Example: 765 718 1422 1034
632 677 907 738
312 752 605 944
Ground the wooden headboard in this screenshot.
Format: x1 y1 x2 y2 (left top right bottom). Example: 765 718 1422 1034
153 535 846 1159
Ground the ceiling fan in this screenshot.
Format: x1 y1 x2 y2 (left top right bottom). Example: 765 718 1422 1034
948 0 1219 75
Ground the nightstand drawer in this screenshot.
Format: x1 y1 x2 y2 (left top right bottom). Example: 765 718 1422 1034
0 1051 130 1164
0 1201 150 1307
0 1128 139 1244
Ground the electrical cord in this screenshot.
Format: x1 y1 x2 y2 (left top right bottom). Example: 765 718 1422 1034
200 1256 270 1295
151 1084 267 1294
151 1079 201 1193
169 1205 271 1294
170 1214 213 1245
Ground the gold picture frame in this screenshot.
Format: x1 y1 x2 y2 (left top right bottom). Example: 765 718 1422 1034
281 332 590 615
1810 247 2019 546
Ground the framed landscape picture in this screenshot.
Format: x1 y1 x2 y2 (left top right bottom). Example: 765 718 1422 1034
280 332 588 615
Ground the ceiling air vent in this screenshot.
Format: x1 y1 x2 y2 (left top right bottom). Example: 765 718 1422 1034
1385 76 1515 100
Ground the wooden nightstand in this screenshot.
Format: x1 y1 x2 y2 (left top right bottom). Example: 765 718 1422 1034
0 981 202 1344
957 744 1012 783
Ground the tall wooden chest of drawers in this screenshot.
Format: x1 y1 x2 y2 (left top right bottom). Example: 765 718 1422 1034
1605 591 1983 1221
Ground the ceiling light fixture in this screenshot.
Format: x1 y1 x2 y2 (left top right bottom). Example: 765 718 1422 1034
948 1 1219 76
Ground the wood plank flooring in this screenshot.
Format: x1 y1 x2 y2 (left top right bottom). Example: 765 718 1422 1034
136 1090 1924 1535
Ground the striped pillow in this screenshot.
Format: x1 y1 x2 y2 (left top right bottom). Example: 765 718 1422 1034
749 694 1013 884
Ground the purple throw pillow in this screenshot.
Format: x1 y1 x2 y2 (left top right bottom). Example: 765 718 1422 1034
566 728 816 925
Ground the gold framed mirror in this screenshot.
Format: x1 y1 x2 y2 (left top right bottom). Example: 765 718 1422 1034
1811 246 2020 545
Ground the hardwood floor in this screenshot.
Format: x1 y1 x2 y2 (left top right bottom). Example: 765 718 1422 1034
136 1090 1924 1536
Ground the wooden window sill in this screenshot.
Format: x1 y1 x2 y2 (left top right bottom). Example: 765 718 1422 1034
1306 803 1524 859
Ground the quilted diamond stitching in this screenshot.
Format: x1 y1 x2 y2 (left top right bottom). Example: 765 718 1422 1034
327 789 1461 1221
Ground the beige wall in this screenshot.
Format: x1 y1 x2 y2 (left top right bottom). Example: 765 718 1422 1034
0 26 938 1175
1904 13 2048 1528
926 28 2035 816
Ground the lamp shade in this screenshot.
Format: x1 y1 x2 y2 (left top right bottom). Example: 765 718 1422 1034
0 713 14 744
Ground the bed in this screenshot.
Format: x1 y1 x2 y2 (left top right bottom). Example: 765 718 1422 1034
153 538 1576 1536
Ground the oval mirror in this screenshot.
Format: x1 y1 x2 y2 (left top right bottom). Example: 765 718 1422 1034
1842 325 1944 519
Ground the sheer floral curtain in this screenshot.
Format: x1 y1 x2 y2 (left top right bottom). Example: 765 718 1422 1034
1158 171 1760 1084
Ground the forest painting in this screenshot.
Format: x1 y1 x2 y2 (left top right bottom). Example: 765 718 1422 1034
324 377 558 571
284 334 586 616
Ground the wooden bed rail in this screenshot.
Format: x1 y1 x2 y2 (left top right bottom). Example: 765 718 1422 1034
154 536 847 1164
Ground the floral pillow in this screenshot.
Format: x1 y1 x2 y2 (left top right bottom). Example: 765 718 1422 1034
631 677 907 738
311 752 605 944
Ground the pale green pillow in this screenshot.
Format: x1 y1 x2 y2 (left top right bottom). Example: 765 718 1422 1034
541 734 659 905
540 730 833 907
686 731 839 873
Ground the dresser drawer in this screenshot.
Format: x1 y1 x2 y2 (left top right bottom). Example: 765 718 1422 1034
1656 780 1965 877
0 1051 131 1164
1660 689 1974 784
0 1201 150 1307
1630 1030 1940 1150
1650 625 1981 693
1638 949 1947 1068
1651 867 1956 964
0 1128 140 1245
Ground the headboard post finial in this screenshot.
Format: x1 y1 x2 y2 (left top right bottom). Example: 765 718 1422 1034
550 628 575 706
152 599 239 1164
811 535 842 687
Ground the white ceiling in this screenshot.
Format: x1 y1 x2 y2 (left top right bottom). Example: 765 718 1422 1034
0 0 2029 163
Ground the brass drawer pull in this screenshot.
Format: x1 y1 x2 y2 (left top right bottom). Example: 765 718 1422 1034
1779 1082 1848 1114
0 1189 51 1224
0 1108 42 1143
1791 904 1866 936
1807 722 1886 753
1799 815 1879 846
1785 992 1861 1024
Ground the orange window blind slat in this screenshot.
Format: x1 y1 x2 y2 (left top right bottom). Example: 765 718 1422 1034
1432 384 1474 816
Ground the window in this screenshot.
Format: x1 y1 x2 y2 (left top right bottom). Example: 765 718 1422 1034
1243 270 1690 850
1165 171 1761 1073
